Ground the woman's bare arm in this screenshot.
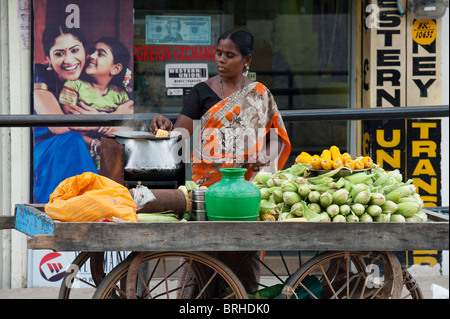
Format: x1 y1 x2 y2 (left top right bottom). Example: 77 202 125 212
34 89 71 135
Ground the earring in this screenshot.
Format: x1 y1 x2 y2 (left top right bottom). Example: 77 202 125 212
47 63 53 71
243 64 249 77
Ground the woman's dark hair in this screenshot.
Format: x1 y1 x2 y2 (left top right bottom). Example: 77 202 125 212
42 23 87 56
218 29 254 57
93 37 131 87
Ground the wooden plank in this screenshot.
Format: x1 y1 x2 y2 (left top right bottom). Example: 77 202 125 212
27 235 56 250
14 204 55 236
99 137 124 185
40 220 448 252
16 204 448 252
0 216 15 230
425 209 449 221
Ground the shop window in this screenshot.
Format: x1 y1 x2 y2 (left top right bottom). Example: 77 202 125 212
133 0 352 165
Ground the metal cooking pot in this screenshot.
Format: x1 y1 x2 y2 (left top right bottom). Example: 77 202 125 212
113 131 185 181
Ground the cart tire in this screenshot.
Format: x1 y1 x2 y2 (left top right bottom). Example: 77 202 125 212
92 251 248 299
402 267 424 299
58 251 127 299
59 252 96 299
279 251 422 299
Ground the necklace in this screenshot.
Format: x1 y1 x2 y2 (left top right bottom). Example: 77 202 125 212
219 75 246 106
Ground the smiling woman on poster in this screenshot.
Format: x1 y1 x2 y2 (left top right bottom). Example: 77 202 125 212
33 24 133 203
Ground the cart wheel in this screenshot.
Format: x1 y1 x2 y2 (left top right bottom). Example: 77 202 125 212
234 251 320 296
279 251 422 299
58 251 127 299
402 267 424 299
92 251 248 299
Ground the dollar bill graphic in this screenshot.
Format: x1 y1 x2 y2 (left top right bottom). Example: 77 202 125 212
146 15 211 45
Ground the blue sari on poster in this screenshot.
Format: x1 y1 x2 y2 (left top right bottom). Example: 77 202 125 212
33 64 97 204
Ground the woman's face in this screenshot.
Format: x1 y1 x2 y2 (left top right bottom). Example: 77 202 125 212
85 42 118 79
215 38 249 79
48 34 86 81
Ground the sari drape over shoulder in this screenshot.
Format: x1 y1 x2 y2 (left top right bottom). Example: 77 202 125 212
191 82 291 187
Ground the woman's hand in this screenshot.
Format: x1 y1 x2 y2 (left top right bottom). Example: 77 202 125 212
150 114 173 134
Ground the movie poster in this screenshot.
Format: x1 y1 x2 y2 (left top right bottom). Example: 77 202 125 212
32 0 134 204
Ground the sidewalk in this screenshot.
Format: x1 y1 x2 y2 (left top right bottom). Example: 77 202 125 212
1 275 448 299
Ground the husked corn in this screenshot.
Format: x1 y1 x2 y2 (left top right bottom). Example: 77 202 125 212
354 160 365 170
321 149 332 161
156 129 169 137
330 145 341 160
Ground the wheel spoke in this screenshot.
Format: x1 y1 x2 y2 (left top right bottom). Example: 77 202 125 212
137 270 153 299
142 258 189 298
359 262 374 299
346 252 350 298
73 275 97 289
319 264 338 299
162 257 170 298
195 270 218 299
257 256 285 284
178 259 193 299
279 252 291 277
297 281 319 299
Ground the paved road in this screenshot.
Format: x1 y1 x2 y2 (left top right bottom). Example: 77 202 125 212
1 275 448 299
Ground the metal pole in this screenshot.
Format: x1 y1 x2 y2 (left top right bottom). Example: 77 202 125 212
0 106 448 127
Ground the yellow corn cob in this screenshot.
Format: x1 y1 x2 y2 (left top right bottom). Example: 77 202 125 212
354 160 365 170
344 159 354 170
260 212 276 221
330 145 341 161
340 152 352 161
156 129 169 137
321 149 331 161
332 159 343 169
321 159 333 170
311 156 322 170
295 151 312 164
362 156 373 168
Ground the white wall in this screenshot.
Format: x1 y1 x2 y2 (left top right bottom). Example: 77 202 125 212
0 0 30 289
440 9 449 277
441 8 449 208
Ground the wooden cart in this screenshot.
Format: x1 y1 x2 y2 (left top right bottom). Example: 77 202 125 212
5 204 449 299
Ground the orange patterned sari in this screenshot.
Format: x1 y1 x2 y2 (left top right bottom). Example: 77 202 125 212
191 82 291 187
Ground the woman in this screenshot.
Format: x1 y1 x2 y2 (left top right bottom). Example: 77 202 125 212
33 24 133 203
151 28 291 186
151 29 292 295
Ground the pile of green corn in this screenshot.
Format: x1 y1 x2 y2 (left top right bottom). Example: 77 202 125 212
253 163 427 222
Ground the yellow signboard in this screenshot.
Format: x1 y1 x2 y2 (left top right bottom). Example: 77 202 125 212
412 19 437 46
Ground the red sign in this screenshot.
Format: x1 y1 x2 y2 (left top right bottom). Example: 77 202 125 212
134 45 216 62
39 252 67 282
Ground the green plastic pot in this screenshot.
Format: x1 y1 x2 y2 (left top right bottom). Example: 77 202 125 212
205 168 261 221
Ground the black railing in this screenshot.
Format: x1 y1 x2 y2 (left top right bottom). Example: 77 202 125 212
0 106 448 127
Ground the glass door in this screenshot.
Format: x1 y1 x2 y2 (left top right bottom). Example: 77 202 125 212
133 0 352 166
